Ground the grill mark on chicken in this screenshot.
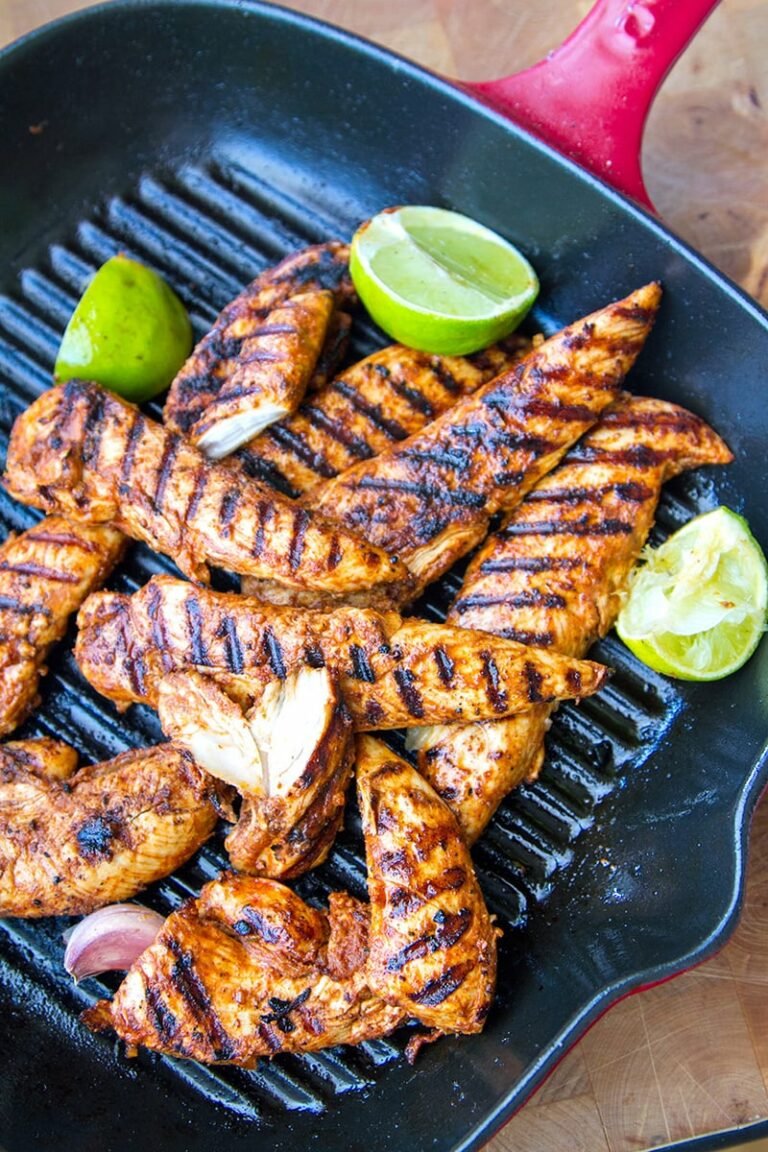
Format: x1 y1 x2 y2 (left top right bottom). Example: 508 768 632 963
267 423 338 479
525 480 652 505
252 499 273 559
454 590 567 613
327 535 343 571
116 605 147 697
434 646 455 687
0 560 81 584
484 396 599 423
185 596 210 666
80 385 106 466
167 937 237 1061
330 380 409 441
480 652 508 713
236 449 295 495
249 322 299 338
218 489 241 535
408 961 474 1007
262 626 287 680
218 615 244 674
499 627 554 646
430 360 461 394
501 515 635 538
524 661 547 703
479 555 581 574
144 984 178 1042
299 405 377 460
398 446 469 470
120 412 145 489
259 988 312 1034
0 594 46 617
350 644 375 683
153 434 181 510
183 465 209 522
289 507 311 571
385 908 472 972
388 377 436 417
393 668 425 719
235 906 282 942
22 527 96 553
356 478 487 507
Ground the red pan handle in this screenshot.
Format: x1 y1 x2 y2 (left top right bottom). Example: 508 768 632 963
464 0 720 211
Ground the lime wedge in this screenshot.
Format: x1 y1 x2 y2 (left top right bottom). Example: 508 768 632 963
349 206 539 355
616 507 767 681
54 254 192 402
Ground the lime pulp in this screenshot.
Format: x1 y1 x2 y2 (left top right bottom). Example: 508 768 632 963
616 507 767 681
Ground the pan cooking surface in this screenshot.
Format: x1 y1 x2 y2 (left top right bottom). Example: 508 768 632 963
0 5 767 1150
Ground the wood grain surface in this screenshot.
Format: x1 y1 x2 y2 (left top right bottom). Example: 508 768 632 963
1 3 767 1151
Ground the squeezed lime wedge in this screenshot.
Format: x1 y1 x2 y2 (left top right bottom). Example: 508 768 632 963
616 507 767 681
54 254 192 402
350 206 538 355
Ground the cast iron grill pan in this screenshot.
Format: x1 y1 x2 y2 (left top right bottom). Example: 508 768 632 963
0 6 766 1151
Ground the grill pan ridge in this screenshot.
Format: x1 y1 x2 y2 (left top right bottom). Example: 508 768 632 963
0 5 767 1151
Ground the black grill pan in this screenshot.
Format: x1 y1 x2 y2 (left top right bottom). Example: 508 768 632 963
0 4 767 1151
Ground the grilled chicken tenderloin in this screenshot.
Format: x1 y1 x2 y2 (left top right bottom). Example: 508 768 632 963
3 381 413 606
0 516 125 737
0 740 228 917
164 241 356 440
409 395 733 842
74 576 610 728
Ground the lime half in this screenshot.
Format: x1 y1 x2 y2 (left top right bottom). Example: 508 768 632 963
54 254 192 403
616 507 767 681
349 206 539 355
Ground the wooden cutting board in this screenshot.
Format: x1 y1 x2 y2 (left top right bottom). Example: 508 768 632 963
1 2 767 1150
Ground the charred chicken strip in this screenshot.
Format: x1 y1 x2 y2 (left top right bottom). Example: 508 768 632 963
3 381 413 605
409 395 733 842
75 575 610 727
357 737 498 1036
189 288 336 459
164 241 355 438
0 515 125 737
157 666 354 878
85 738 497 1061
0 741 228 917
303 285 661 599
236 336 532 498
84 873 407 1063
